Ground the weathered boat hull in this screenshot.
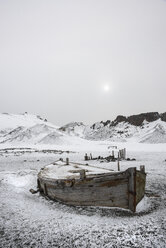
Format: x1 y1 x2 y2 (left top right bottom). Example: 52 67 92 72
37 167 146 212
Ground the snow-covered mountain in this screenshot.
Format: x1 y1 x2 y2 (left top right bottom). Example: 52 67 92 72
59 122 86 137
0 113 58 130
0 112 166 145
0 113 68 145
59 112 166 144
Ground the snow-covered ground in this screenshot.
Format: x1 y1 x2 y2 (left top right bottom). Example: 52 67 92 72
0 141 166 247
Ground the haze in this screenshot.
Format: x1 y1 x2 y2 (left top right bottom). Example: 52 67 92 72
0 0 166 125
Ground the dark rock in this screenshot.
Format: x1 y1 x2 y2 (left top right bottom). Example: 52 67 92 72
127 112 160 126
115 115 127 123
100 120 111 126
117 131 124 134
59 127 66 131
91 123 96 129
29 189 39 194
111 115 127 126
160 112 166 122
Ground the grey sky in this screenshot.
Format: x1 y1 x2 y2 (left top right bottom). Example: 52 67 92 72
0 0 166 125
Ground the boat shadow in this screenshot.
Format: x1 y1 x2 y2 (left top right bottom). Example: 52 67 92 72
39 193 161 218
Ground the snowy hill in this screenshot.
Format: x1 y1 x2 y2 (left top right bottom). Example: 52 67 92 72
0 113 87 146
59 112 166 144
83 119 166 143
0 112 166 145
0 113 65 145
0 124 56 144
0 113 57 131
59 122 86 137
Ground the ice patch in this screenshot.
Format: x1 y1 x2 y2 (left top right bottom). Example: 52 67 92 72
1 171 35 188
136 196 151 212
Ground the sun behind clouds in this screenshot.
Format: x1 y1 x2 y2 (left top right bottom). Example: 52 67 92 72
101 83 112 93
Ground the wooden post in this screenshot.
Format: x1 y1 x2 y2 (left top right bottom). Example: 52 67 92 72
128 167 136 212
66 158 69 165
90 153 92 160
112 150 114 157
140 165 145 173
80 170 86 180
120 150 122 159
117 159 120 171
124 148 126 160
84 153 88 161
123 149 125 159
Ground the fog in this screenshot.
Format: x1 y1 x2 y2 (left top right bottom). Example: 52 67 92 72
0 0 166 125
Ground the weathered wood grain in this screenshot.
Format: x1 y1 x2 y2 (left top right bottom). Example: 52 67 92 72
136 171 146 204
38 166 146 212
128 167 136 212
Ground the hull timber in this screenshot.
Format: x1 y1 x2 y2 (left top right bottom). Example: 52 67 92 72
37 164 146 212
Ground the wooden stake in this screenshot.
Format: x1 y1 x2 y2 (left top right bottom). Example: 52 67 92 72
117 159 120 171
124 148 126 159
140 165 145 173
66 158 69 165
84 153 88 161
80 170 86 180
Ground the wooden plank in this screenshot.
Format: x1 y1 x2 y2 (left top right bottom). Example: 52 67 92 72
43 183 48 196
128 167 136 212
40 176 129 209
136 171 146 204
46 183 128 208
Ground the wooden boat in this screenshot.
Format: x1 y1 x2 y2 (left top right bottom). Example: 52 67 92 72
37 160 146 212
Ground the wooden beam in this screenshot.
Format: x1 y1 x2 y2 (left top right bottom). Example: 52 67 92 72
66 158 69 165
80 170 86 180
128 167 136 212
140 165 145 173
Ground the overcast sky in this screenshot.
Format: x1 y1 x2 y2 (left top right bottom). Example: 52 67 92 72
0 0 166 125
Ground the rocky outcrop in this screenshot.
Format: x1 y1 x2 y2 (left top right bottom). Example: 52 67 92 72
110 112 165 127
111 115 127 126
127 112 160 126
161 112 166 122
100 120 111 126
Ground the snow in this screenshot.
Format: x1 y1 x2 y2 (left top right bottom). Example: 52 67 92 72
40 162 112 180
59 122 86 137
0 113 57 129
136 196 151 213
0 141 166 247
0 114 166 247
